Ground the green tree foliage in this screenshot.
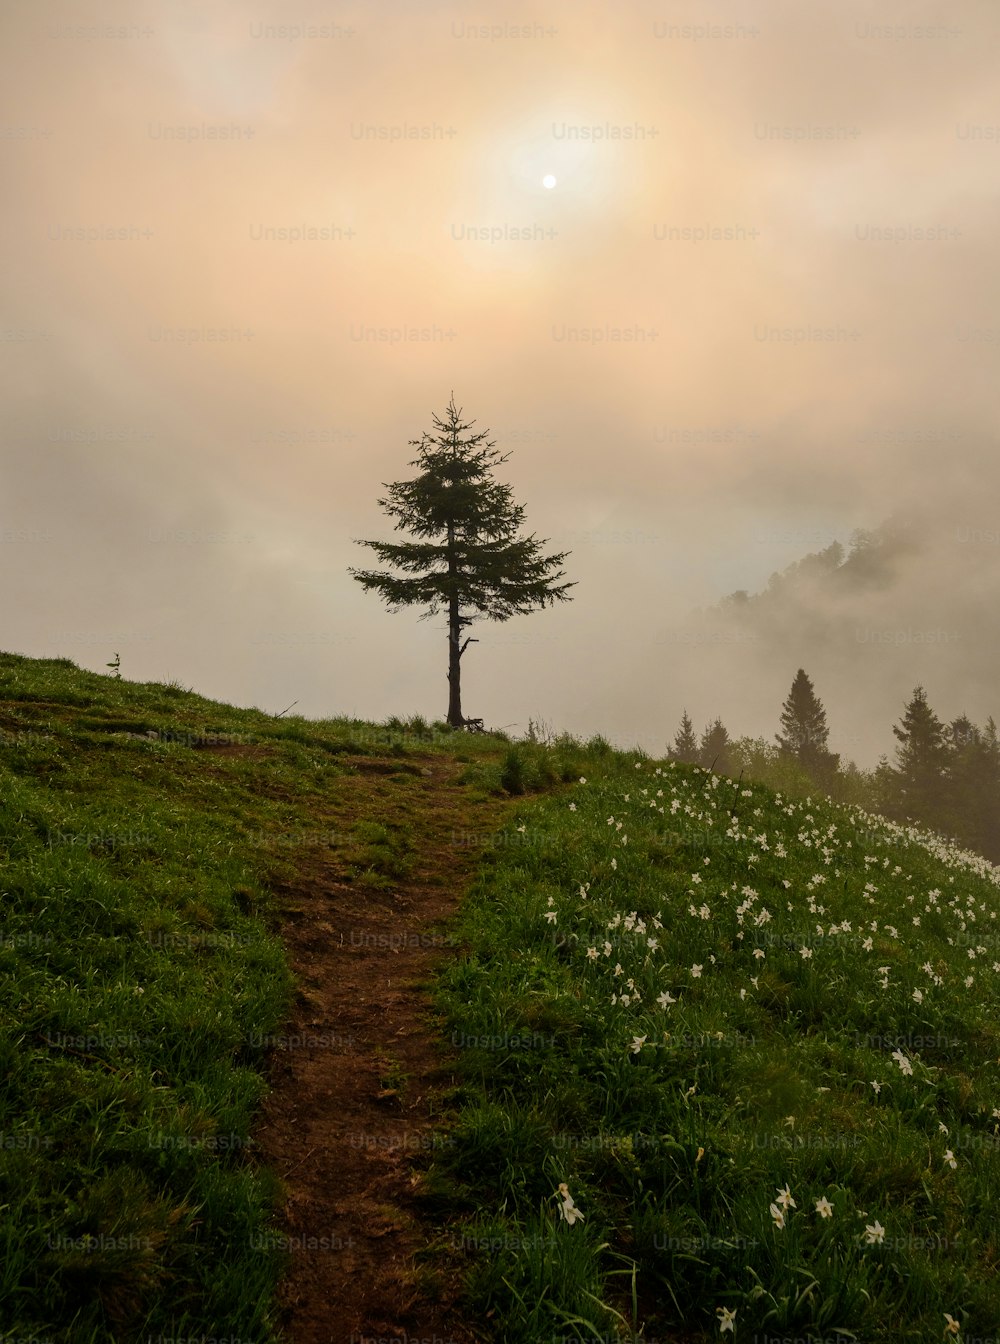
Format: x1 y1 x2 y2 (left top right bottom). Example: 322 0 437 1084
890 686 949 827
942 714 1000 861
349 396 575 727
775 668 840 781
698 718 733 774
669 710 700 764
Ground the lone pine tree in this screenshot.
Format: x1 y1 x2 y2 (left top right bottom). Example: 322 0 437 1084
348 395 575 728
776 668 839 779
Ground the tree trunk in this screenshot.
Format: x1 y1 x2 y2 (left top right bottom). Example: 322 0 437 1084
447 596 463 726
446 523 463 726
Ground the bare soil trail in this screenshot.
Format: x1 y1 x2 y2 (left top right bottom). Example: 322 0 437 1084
253 752 519 1344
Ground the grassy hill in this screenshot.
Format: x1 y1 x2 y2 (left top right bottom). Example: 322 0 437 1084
0 651 520 1341
425 748 1000 1341
2 651 1000 1341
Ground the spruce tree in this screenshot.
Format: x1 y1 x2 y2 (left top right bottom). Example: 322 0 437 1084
775 668 839 780
349 395 575 727
944 714 1000 861
891 686 948 825
670 710 700 764
699 718 732 774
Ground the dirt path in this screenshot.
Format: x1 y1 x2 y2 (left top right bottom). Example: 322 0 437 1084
253 753 516 1344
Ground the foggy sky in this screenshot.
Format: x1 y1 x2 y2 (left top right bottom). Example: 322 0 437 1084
2 0 998 767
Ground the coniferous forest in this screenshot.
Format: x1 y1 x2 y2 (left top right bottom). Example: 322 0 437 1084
669 672 1000 864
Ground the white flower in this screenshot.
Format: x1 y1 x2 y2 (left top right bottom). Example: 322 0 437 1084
690 964 703 978
944 1313 961 1337
544 911 557 924
568 803 576 811
630 1035 647 1054
586 947 598 961
912 988 923 1003
864 1220 885 1245
891 1049 913 1077
769 1202 786 1230
944 1149 957 1169
775 1184 796 1210
579 777 586 784
800 946 813 960
815 1195 834 1219
716 1305 737 1334
657 991 677 1008
556 1183 584 1225
870 1081 881 1094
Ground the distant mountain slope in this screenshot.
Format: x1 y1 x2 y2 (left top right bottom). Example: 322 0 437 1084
655 508 1000 769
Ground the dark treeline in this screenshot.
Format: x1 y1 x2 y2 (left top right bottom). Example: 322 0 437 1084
669 670 1000 864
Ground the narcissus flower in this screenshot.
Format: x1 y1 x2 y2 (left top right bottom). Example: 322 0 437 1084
864 1220 885 1245
716 1305 737 1334
775 1185 796 1209
555 1183 584 1225
891 1049 913 1076
815 1196 834 1219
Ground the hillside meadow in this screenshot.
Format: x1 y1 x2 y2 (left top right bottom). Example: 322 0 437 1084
1 651 999 1342
429 747 1000 1342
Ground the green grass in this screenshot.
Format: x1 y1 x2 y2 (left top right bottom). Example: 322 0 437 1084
0 651 513 1341
427 758 1000 1341
7 648 1000 1341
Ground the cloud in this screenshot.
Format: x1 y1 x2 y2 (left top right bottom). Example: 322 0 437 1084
1 0 996 760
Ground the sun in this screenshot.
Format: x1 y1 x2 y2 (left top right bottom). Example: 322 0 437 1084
542 174 557 189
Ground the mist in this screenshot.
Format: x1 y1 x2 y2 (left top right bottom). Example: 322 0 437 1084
2 0 997 766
